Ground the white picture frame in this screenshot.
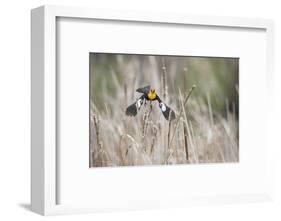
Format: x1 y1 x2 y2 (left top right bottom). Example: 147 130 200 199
31 5 274 215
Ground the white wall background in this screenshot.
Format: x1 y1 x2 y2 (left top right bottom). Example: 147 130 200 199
0 0 280 220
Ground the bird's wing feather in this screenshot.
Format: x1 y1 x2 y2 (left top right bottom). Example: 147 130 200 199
125 95 145 116
125 102 137 116
161 104 176 121
136 85 150 94
156 95 176 121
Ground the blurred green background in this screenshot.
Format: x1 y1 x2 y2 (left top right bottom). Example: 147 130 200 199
90 53 239 117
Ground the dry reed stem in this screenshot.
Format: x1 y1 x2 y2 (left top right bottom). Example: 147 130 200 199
206 92 214 127
125 134 139 149
183 67 188 91
142 103 153 138
188 119 199 162
118 134 126 165
93 114 103 150
169 85 196 147
124 83 128 108
232 102 236 124
178 90 198 163
167 117 172 150
235 84 239 95
161 58 168 100
221 122 237 160
150 125 158 155
183 123 189 162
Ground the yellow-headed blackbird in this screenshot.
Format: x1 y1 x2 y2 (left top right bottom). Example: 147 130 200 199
126 85 176 121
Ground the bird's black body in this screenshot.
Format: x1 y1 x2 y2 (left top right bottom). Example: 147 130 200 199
126 85 176 121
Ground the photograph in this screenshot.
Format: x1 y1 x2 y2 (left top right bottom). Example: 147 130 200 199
89 53 239 167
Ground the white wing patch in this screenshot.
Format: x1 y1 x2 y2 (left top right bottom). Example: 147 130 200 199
136 98 143 109
159 102 166 112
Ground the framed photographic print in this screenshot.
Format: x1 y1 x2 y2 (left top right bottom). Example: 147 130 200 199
31 5 274 215
89 53 239 167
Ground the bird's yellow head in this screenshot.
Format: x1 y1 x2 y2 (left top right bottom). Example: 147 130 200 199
147 89 157 100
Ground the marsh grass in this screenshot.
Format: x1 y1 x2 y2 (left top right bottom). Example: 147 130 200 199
90 55 239 167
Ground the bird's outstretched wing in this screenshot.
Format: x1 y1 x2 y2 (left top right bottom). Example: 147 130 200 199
125 95 145 116
136 85 150 94
125 102 138 116
159 103 176 120
156 95 176 121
